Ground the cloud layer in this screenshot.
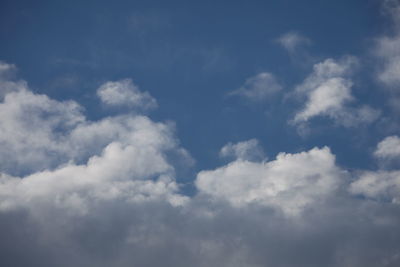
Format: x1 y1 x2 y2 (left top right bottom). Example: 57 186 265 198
0 61 400 267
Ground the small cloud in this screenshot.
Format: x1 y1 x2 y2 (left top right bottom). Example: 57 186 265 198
219 139 265 162
229 72 282 102
291 57 380 128
97 79 157 111
276 32 311 53
374 135 400 160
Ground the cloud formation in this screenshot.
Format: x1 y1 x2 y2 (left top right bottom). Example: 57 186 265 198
197 146 344 215
292 57 380 127
97 79 157 111
219 139 265 161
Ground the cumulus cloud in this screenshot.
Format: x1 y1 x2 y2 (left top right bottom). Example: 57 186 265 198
276 32 311 53
197 146 345 215
292 57 380 127
97 79 157 111
219 139 265 161
229 72 282 102
0 67 192 215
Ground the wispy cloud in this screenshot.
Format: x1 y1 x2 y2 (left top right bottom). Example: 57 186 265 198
229 72 282 102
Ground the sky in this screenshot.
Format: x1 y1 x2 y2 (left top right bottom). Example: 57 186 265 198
1 0 400 266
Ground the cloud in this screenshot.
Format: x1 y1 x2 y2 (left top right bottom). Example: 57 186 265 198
276 32 311 53
375 0 400 90
292 57 380 127
0 85 85 175
197 146 345 215
97 79 157 111
0 61 26 99
350 170 400 203
350 135 400 205
1 61 400 267
229 72 282 102
219 139 265 161
375 36 400 88
374 135 400 159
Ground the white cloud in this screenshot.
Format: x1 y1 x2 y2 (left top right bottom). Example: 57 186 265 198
0 69 191 216
97 79 157 110
0 75 185 177
229 72 282 102
374 135 400 159
350 135 400 204
0 87 85 175
219 139 265 161
277 32 311 53
0 142 187 215
349 170 400 203
294 77 353 122
197 146 345 215
292 57 380 126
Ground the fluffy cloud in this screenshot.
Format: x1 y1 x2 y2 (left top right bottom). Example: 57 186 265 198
292 57 380 126
197 146 345 215
97 79 157 110
229 72 282 102
374 135 400 159
0 84 85 175
0 69 191 217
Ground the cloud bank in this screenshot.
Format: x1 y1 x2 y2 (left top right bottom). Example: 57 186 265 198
0 60 400 267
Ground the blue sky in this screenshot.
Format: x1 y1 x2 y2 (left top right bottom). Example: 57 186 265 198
1 1 400 266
